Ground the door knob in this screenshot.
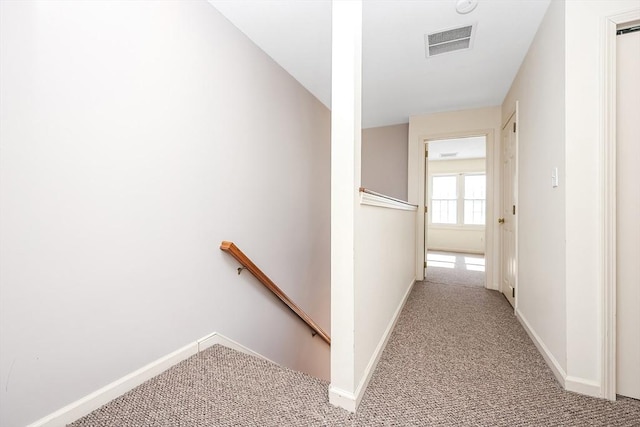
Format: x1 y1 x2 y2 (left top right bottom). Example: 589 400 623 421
498 218 505 224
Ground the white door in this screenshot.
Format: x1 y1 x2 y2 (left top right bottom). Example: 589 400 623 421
616 27 640 400
501 113 517 308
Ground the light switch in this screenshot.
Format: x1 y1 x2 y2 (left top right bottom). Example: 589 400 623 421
552 167 559 188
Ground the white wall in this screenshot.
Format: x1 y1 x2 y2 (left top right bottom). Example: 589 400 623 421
408 107 501 289
501 0 640 397
501 0 567 377
355 202 416 398
362 123 409 201
427 158 486 254
428 228 484 254
563 0 640 394
429 158 486 174
0 2 331 426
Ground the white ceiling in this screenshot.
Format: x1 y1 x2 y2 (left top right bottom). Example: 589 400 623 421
428 136 486 161
209 0 550 128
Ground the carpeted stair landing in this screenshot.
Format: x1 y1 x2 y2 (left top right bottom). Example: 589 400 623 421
70 282 640 426
70 344 353 427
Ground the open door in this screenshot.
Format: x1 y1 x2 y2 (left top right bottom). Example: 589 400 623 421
500 111 517 308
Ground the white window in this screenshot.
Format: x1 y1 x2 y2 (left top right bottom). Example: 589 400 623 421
431 176 457 224
431 173 486 226
463 174 486 225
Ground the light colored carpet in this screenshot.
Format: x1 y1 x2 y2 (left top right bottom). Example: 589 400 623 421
425 251 485 288
70 282 640 426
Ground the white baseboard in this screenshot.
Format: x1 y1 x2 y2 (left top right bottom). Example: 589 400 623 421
27 332 271 427
27 342 198 427
328 385 358 412
565 376 602 398
515 308 566 387
329 278 416 412
512 310 603 400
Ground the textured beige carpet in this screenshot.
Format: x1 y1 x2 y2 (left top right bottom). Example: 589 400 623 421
70 282 640 426
425 251 485 288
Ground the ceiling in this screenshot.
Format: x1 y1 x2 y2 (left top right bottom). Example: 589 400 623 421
428 136 486 161
209 0 550 128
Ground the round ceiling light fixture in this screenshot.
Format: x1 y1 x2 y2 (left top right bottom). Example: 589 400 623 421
456 0 478 14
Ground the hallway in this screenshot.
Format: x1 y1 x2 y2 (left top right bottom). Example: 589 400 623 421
71 282 640 426
358 282 639 425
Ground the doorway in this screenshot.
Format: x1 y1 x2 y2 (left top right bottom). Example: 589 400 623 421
424 136 487 288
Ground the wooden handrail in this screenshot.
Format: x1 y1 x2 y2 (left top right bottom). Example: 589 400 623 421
220 241 331 345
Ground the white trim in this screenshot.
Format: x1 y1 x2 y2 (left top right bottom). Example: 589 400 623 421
27 332 271 427
600 7 640 402
601 12 618 403
329 278 416 412
516 308 566 387
360 191 417 211
328 385 358 412
566 376 602 398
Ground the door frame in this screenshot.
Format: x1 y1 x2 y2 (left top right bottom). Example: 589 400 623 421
417 128 496 290
601 8 640 402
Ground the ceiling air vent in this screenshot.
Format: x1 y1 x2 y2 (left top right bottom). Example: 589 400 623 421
425 24 475 58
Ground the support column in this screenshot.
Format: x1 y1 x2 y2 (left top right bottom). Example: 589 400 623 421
329 0 362 413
